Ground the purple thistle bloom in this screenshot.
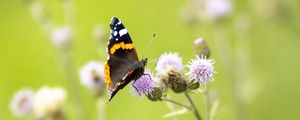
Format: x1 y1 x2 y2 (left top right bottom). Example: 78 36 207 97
155 52 183 74
51 26 72 47
205 0 232 19
10 89 35 117
132 69 156 96
186 56 215 85
79 61 105 92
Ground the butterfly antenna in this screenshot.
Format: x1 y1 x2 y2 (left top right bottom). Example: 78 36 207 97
141 32 156 59
148 58 158 63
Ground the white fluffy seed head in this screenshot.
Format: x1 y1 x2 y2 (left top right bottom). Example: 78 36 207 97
33 87 66 118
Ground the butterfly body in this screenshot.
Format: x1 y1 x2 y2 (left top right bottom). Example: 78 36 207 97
104 17 147 102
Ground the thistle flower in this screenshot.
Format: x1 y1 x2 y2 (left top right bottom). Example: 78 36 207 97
204 0 232 20
10 89 35 117
156 52 183 74
194 37 211 58
160 66 187 93
33 87 66 118
186 56 215 85
180 0 205 23
79 61 105 93
132 69 156 96
51 26 72 47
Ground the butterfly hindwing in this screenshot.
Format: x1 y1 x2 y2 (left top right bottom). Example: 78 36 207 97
107 49 138 90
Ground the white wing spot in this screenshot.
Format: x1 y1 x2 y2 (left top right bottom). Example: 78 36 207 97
113 31 118 36
117 20 122 25
116 38 119 41
119 28 127 37
114 27 116 30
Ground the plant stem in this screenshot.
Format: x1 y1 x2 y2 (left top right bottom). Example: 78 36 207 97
163 96 179 120
59 47 87 120
205 86 210 120
184 92 202 120
53 110 65 120
162 98 192 110
97 98 106 120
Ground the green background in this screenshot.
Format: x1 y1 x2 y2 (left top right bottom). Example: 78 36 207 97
1 0 300 120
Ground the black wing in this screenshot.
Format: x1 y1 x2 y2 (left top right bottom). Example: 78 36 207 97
104 17 139 102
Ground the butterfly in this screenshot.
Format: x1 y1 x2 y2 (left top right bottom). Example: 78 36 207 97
104 17 148 102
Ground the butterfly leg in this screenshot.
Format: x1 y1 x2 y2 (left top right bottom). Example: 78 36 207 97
132 80 139 92
144 73 152 80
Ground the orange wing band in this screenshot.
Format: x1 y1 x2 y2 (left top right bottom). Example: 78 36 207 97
110 42 134 54
104 62 112 89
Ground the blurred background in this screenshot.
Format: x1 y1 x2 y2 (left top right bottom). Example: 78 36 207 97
1 0 300 120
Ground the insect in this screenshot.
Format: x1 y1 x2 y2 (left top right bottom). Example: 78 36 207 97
104 17 148 102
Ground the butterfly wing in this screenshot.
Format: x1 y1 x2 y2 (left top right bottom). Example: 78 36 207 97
104 17 139 102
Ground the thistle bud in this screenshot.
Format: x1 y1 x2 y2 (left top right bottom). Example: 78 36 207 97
147 87 164 101
187 80 200 90
160 66 187 93
194 38 211 58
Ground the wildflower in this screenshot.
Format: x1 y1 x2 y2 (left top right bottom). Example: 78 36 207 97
132 69 156 96
51 26 72 47
10 89 35 117
147 87 164 101
204 0 232 20
155 52 183 74
33 87 66 118
160 66 187 93
194 37 211 58
186 56 215 85
79 61 105 93
180 0 205 23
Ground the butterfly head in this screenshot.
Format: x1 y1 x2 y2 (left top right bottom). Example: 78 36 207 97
141 58 148 66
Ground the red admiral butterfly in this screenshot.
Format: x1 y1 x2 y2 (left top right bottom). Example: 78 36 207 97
104 17 148 102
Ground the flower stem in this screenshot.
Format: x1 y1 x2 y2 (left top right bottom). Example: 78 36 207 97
53 110 65 120
163 96 179 120
59 48 87 120
184 92 202 120
205 86 210 120
162 98 192 110
97 98 106 120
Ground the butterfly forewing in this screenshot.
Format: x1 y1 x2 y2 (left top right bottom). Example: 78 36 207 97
104 17 139 102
